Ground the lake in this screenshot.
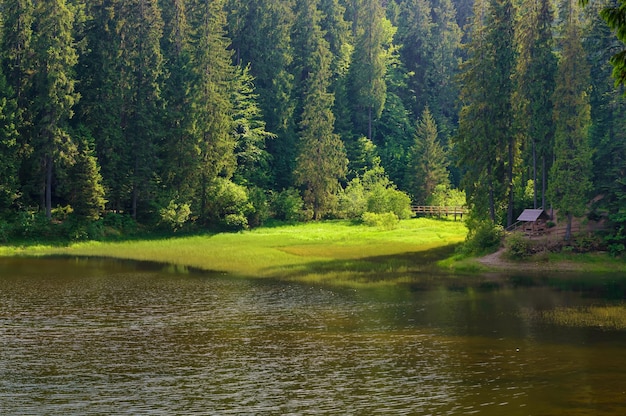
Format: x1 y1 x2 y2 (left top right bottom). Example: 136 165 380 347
1 257 626 415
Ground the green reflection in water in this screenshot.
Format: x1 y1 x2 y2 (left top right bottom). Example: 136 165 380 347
1 257 626 415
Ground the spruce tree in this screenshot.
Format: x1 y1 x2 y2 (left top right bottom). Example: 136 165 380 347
293 0 347 219
30 0 80 219
188 0 237 222
406 107 449 204
515 0 557 209
0 70 20 216
548 1 593 241
349 0 390 140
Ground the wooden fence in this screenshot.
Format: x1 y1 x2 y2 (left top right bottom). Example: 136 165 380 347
411 205 466 220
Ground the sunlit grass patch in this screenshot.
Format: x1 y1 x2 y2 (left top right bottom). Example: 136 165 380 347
534 305 626 330
0 218 467 282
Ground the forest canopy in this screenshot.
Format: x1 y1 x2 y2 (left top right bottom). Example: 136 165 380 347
0 0 624 245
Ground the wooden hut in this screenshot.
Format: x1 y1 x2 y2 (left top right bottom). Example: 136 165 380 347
517 209 550 235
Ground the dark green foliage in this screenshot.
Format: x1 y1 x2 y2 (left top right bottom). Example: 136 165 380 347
0 0 622 243
271 188 308 222
461 218 504 255
62 127 106 220
504 232 533 260
406 107 450 204
548 4 593 241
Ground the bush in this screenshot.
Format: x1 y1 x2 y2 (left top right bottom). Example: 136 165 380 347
462 219 504 255
246 187 270 228
362 212 399 230
338 166 412 220
271 188 309 222
0 219 9 243
222 213 248 231
504 232 533 260
159 200 191 232
206 178 253 230
337 179 367 219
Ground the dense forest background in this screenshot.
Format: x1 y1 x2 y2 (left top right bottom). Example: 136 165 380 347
0 0 624 245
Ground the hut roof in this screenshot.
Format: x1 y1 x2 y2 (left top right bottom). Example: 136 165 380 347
517 209 549 222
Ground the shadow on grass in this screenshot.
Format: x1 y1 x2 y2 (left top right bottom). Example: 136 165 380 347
260 244 463 286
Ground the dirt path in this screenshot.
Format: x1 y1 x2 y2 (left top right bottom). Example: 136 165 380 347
476 247 579 272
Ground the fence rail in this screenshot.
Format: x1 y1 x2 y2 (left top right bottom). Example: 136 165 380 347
411 205 466 220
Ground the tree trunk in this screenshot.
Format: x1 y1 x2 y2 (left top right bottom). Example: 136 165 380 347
565 212 572 241
488 164 496 223
45 154 53 220
506 138 514 228
533 140 537 209
368 105 372 139
541 156 547 210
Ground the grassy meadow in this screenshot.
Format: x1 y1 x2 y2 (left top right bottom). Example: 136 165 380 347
0 218 467 286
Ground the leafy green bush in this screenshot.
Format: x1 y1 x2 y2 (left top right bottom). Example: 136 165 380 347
504 232 533 260
0 219 9 243
246 186 270 228
159 200 191 232
206 178 253 230
462 219 504 255
271 188 308 222
605 212 626 257
427 184 466 207
337 179 367 219
362 212 399 230
339 166 412 220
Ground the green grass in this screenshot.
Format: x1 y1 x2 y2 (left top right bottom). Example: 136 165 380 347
0 218 467 286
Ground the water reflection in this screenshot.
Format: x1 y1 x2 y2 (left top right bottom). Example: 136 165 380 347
1 257 626 415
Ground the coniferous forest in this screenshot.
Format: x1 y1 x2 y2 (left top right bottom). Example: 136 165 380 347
0 0 625 250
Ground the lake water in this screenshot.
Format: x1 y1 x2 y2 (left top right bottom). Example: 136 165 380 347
1 257 626 415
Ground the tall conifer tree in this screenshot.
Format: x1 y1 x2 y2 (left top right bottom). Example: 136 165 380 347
293 0 347 219
30 0 80 219
549 0 593 240
406 107 449 204
188 0 237 222
349 0 390 140
515 0 557 209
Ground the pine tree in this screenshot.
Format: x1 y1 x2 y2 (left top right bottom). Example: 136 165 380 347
548 1 593 241
406 107 449 204
63 127 106 220
428 0 462 141
293 0 347 219
515 0 557 209
395 0 433 117
227 0 296 189
159 0 198 204
583 0 626 214
120 0 165 220
231 65 275 188
188 0 237 222
76 0 128 213
0 70 20 216
455 0 500 222
349 0 390 140
30 0 80 219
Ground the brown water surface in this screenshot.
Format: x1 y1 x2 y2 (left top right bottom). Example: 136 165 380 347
1 257 625 414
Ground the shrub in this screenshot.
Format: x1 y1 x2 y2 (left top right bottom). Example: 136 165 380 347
159 200 191 232
222 213 248 231
271 188 308 222
504 232 533 260
337 179 367 219
337 166 412 221
462 219 504 255
206 178 253 229
362 212 399 230
0 219 9 242
246 187 270 228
